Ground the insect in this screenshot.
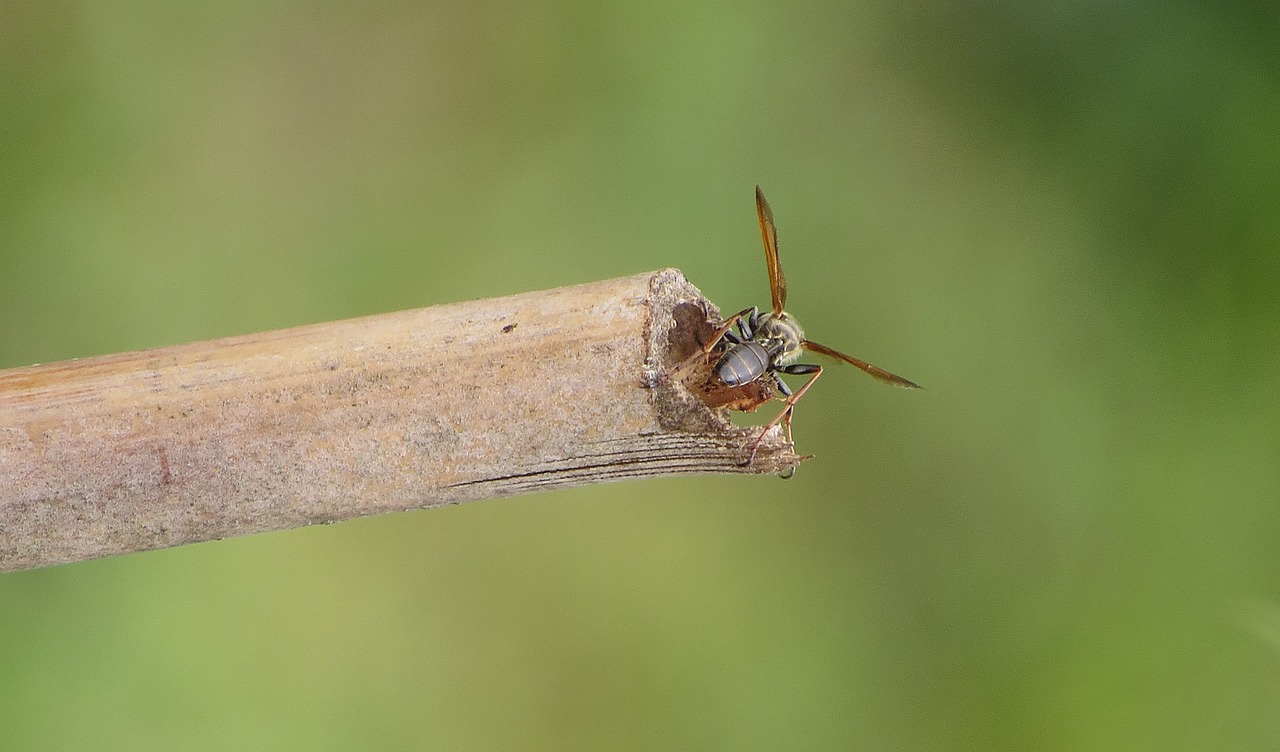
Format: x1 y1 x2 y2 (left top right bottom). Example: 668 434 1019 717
676 186 919 470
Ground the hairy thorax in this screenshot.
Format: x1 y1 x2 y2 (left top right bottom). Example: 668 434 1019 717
753 312 805 366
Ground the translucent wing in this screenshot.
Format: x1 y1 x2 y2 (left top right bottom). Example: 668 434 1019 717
756 185 786 315
802 339 921 389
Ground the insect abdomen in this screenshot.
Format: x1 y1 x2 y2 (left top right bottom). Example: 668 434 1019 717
715 342 770 387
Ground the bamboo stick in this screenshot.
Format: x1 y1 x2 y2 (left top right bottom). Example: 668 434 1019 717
0 269 801 571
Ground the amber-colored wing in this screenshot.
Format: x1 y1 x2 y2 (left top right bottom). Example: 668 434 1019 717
756 185 786 315
802 339 921 389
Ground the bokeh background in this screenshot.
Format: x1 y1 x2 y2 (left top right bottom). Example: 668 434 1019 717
3 2 1279 749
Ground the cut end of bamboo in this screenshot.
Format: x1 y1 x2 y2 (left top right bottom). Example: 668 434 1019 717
641 269 800 472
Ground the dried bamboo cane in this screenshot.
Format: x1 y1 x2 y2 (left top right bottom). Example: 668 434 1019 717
0 269 801 571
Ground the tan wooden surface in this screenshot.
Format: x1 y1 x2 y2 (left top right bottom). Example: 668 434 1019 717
0 269 800 571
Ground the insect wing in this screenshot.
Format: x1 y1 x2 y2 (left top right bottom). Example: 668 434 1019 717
756 185 787 315
802 339 920 389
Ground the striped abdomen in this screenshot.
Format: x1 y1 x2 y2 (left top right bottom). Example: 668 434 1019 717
715 342 771 387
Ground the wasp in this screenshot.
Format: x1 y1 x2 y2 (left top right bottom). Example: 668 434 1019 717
673 186 919 470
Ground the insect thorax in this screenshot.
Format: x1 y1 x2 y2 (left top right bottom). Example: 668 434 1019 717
754 312 805 366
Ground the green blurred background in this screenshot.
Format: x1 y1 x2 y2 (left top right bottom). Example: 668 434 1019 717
3 1 1279 749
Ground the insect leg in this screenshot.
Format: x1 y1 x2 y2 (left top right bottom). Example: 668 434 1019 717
705 307 757 355
744 364 822 466
772 375 795 443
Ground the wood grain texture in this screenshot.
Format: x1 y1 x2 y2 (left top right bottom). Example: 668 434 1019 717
0 269 802 571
